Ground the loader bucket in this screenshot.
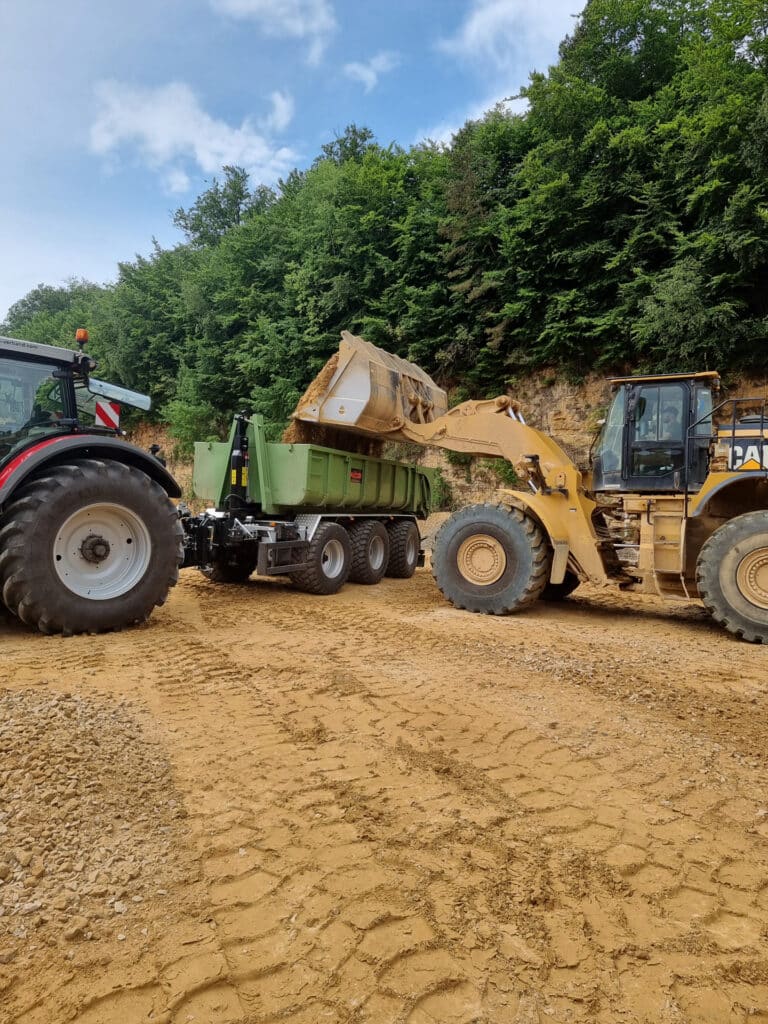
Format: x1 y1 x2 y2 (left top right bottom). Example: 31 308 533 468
292 331 448 438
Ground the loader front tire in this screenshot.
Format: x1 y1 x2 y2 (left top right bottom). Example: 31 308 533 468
349 520 390 585
696 511 768 643
432 504 550 615
290 522 351 595
0 459 182 635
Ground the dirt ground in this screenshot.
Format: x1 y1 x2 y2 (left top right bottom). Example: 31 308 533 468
2 551 768 1023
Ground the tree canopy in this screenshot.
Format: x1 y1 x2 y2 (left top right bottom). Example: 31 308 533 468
3 0 767 451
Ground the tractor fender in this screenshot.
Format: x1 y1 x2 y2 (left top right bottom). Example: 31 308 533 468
498 490 571 584
0 435 182 507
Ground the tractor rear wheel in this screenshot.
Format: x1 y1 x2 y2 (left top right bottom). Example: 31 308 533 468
432 503 550 615
290 521 351 595
349 520 390 585
696 510 768 643
0 459 182 635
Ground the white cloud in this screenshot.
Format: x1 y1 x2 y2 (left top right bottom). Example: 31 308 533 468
210 0 336 64
343 51 400 94
90 81 298 189
438 0 578 74
419 94 528 147
262 90 295 133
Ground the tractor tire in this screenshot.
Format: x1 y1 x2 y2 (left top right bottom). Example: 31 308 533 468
349 520 390 585
290 521 351 595
541 570 580 602
200 558 257 584
385 520 420 579
0 459 182 635
696 510 768 643
432 503 550 615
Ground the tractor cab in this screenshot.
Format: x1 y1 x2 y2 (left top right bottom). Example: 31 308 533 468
591 372 718 493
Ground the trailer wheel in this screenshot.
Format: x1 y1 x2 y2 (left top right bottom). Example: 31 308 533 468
0 459 182 635
432 503 549 615
200 557 258 584
290 522 351 595
385 520 420 579
541 570 580 602
348 520 390 585
696 511 768 643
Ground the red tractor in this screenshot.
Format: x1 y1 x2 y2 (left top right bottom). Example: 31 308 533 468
0 331 182 634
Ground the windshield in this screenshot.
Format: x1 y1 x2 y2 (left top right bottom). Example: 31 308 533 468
0 357 67 458
592 388 625 488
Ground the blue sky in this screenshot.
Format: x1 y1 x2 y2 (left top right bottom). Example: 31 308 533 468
0 0 580 321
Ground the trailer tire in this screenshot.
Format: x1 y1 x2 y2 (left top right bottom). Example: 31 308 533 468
432 503 549 615
541 570 580 602
696 511 768 643
349 520 390 585
290 522 351 595
385 520 420 579
0 459 182 635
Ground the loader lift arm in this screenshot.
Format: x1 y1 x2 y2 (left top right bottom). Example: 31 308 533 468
292 333 612 585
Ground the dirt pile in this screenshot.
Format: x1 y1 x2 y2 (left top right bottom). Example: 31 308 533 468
0 690 187 971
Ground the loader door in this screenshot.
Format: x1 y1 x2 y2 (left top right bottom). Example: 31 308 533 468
625 383 686 491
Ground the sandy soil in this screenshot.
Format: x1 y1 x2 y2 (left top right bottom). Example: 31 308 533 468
1 559 768 1023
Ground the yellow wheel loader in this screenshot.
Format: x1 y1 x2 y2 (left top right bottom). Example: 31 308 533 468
293 332 768 643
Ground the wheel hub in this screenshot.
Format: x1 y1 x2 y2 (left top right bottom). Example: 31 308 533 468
736 547 768 610
53 502 152 600
321 538 345 579
80 533 111 564
457 534 506 585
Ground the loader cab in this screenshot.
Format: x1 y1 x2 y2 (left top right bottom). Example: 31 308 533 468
591 372 718 493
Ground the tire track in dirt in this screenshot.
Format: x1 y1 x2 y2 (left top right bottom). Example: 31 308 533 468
162 574 768 1021
3 571 768 1022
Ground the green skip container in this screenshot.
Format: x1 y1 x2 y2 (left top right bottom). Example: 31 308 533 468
194 414 433 517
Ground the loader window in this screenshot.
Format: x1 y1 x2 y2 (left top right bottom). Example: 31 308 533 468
592 388 625 488
630 384 685 479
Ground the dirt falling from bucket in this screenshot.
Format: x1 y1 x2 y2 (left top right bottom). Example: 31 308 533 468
282 352 383 456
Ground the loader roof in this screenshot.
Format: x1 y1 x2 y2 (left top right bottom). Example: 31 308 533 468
608 371 720 386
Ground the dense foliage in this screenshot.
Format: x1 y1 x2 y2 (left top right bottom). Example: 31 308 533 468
4 1 767 450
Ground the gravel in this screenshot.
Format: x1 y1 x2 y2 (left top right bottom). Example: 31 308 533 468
0 690 186 964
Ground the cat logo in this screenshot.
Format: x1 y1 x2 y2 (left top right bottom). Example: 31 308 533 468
728 443 768 471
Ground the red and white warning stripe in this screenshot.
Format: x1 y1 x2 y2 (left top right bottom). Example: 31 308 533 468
95 400 120 431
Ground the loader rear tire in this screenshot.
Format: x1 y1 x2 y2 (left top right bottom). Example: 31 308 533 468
696 511 768 643
432 504 550 615
385 520 420 579
0 459 182 635
349 520 390 585
290 522 351 595
541 571 580 602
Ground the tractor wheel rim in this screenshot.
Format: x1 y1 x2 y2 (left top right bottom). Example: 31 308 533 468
736 547 768 610
53 503 152 600
321 538 345 579
369 535 386 571
457 534 506 585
